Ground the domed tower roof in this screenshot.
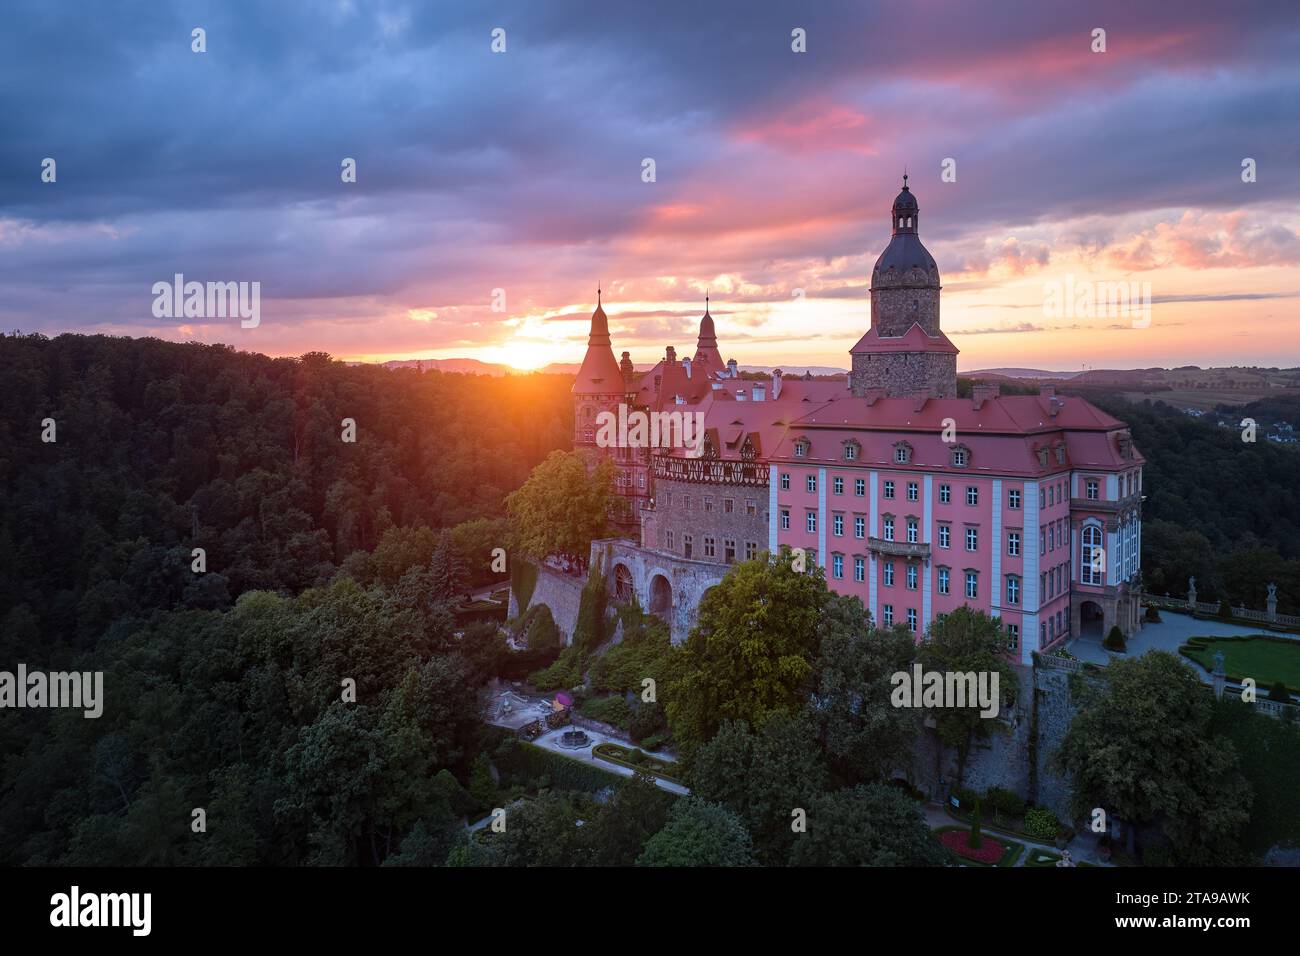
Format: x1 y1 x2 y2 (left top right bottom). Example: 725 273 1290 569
872 173 939 287
573 288 626 394
693 294 724 368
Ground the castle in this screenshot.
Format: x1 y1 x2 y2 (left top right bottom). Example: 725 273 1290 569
573 178 1145 662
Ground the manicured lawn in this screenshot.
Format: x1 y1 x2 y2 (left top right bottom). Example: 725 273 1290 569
1025 849 1063 867
592 742 683 784
1180 635 1300 693
933 825 1024 867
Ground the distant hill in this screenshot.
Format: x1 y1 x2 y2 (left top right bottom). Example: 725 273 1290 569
378 358 514 376
966 367 1080 380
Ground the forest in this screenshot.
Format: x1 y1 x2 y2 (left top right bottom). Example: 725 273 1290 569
1 334 1297 866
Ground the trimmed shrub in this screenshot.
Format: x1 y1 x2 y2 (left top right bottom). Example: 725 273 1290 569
1103 626 1127 652
1218 599 1233 619
1023 807 1061 842
1268 681 1292 703
580 694 631 728
495 740 626 793
511 560 538 614
628 701 667 742
640 733 666 752
526 604 562 651
1144 606 1162 623
985 786 1025 821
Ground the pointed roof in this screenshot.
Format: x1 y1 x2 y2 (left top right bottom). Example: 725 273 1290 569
572 290 626 394
693 294 724 368
849 321 958 355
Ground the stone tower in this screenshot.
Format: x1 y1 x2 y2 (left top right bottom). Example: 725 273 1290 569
849 176 959 398
572 288 627 447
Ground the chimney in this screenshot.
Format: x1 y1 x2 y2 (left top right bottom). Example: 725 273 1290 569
666 346 676 364
620 351 635 386
971 382 1000 410
683 357 692 379
727 358 738 378
772 368 783 399
1040 384 1056 399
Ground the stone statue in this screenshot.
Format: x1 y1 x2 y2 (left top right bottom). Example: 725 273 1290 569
1268 582 1278 602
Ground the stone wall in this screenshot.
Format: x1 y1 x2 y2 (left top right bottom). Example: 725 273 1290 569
507 562 585 645
908 660 1084 822
870 284 941 336
850 351 957 398
643 476 768 563
593 538 727 643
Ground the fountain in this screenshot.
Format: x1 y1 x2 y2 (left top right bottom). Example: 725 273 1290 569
558 729 592 749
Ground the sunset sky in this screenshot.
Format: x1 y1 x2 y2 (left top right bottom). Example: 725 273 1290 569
3 0 1299 371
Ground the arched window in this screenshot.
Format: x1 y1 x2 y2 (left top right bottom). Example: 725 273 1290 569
1081 525 1104 585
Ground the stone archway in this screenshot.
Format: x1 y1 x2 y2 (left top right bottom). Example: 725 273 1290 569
648 573 673 618
1079 600 1105 640
613 563 635 604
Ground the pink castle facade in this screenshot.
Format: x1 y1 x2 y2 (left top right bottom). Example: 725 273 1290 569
574 179 1145 659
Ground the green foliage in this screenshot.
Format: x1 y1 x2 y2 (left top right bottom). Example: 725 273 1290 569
572 561 609 654
1218 599 1234 619
505 450 613 566
1210 698 1300 855
628 701 667 743
579 695 631 728
789 785 947 867
637 798 754 867
585 772 674 866
524 603 562 652
510 559 539 614
1056 651 1252 865
493 740 627 794
372 525 440 587
809 599 919 785
666 553 830 759
1023 807 1060 842
1103 626 1127 652
589 604 675 699
984 786 1026 822
690 713 828 865
919 607 1020 780
968 799 983 849
469 754 497 812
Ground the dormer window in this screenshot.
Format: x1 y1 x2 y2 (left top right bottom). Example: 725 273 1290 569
893 441 913 464
1053 443 1066 465
950 445 970 468
843 439 861 461
794 440 808 458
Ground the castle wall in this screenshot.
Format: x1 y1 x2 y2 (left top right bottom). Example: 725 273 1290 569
870 285 941 336
850 351 957 398
647 476 768 562
508 562 585 644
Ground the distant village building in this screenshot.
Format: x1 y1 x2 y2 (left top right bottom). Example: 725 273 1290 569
573 178 1145 658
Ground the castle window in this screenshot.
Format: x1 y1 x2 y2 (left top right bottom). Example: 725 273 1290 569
951 445 970 468
844 440 860 461
965 572 978 599
906 564 918 590
724 539 736 564
1008 488 1021 510
723 498 734 514
854 556 865 582
883 518 895 541
1006 624 1019 652
938 524 951 549
907 482 919 502
939 483 951 504
833 514 844 537
1082 525 1104 585
683 534 693 559
966 486 978 506
780 509 790 530
833 477 844 495
704 536 716 558
666 530 674 549
883 604 894 627
745 499 757 515
1086 479 1099 500
794 440 808 458
854 516 865 538
703 495 714 513
894 446 910 464
806 474 817 493
938 567 950 594
884 562 895 587
1006 575 1020 606
855 478 866 497
965 527 978 552
806 511 817 533
883 481 895 499
781 472 790 490
907 519 919 544
832 554 844 579
745 541 757 560
907 608 917 632
1007 531 1021 557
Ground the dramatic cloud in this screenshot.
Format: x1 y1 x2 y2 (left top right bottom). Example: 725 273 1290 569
1 0 1298 369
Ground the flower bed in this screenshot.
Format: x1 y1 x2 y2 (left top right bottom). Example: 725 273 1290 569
940 828 1006 864
592 742 683 785
933 826 1024 867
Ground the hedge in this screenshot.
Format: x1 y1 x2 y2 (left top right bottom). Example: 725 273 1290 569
494 740 627 794
511 560 539 615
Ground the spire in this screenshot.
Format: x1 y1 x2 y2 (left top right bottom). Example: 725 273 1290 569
891 171 919 236
693 293 723 368
573 293 623 394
